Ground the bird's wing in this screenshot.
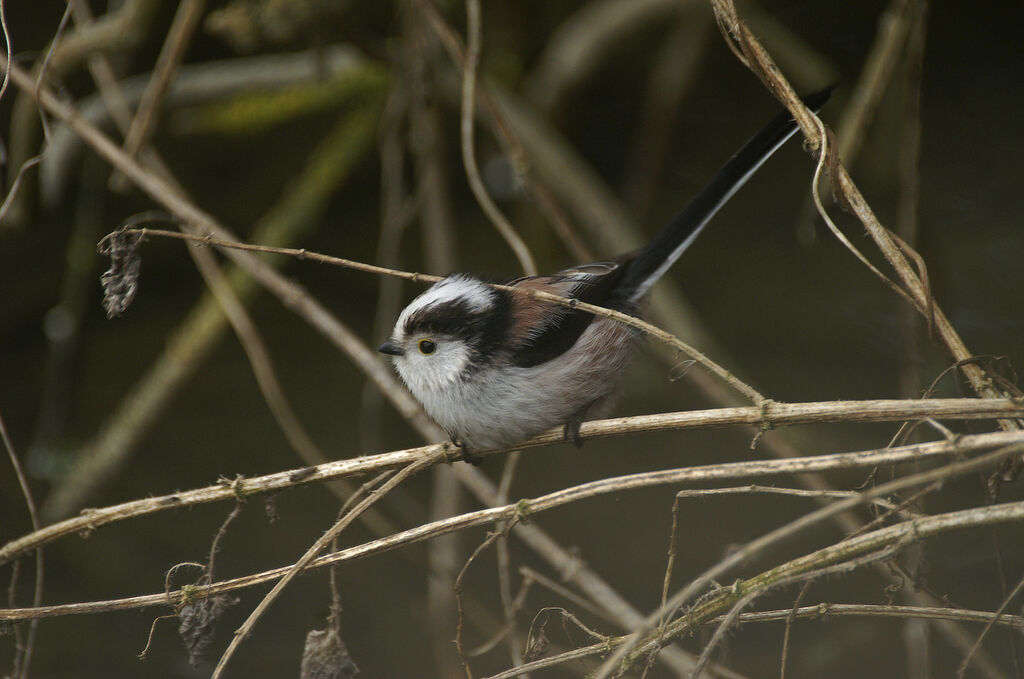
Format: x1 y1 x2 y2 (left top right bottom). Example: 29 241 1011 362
506 263 627 368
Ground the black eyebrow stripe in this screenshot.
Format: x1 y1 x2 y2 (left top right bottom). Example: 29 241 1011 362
404 299 480 337
403 290 513 366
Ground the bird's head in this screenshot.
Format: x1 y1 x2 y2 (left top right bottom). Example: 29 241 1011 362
379 274 508 394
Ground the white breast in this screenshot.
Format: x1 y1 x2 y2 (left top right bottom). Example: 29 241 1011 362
415 317 638 449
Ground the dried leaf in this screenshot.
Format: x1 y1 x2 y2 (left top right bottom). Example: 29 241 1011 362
525 624 549 661
178 594 238 668
300 627 359 679
97 230 143 318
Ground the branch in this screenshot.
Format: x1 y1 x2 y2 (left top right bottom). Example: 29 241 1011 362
590 443 1024 678
2 431 1022 621
108 0 207 190
481 600 1024 679
485 501 1024 679
5 407 1022 564
209 453 440 678
459 0 537 275
708 0 1020 422
724 603 1024 630
1 410 44 679
7 401 1023 562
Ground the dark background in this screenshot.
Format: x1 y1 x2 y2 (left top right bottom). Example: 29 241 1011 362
1 1 1023 677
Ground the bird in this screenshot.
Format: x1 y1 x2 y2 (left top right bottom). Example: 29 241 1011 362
379 90 830 458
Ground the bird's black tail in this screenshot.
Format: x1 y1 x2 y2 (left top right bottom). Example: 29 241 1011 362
619 88 832 301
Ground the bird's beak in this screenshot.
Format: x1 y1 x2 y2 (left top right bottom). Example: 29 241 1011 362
378 340 404 356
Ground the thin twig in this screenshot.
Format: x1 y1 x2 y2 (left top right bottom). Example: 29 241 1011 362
693 549 899 678
496 450 526 675
809 112 921 312
652 493 692 678
186 237 328 465
460 0 537 276
725 603 1024 629
329 469 397 633
209 452 441 678
708 0 1020 427
0 2 71 225
455 520 520 679
478 516 1024 679
958 572 1024 678
467 577 535 657
796 0 919 241
1 410 44 679
416 0 590 265
779 581 812 679
675 484 920 521
589 444 1024 679
527 606 611 649
205 502 243 585
516 567 607 621
136 613 178 659
109 0 207 190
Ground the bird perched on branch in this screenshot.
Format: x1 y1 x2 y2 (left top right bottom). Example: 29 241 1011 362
379 90 830 459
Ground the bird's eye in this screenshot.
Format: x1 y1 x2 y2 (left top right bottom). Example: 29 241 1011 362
418 339 437 355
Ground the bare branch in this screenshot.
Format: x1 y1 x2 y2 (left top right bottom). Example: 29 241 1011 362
708 0 1021 422
480 510 1024 679
590 444 1024 678
1 409 44 679
5 413 1021 566
209 453 441 678
3 434 1023 623
459 0 537 275
109 0 207 190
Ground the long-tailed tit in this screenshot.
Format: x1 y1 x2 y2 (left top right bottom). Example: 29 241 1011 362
379 90 830 455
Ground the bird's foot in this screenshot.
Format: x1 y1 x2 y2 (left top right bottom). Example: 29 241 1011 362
563 419 584 449
451 438 482 465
